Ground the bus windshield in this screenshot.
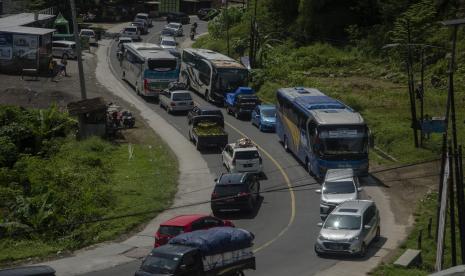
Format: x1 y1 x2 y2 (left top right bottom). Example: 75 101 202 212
141 253 179 274
148 59 177 71
215 68 248 91
316 126 367 157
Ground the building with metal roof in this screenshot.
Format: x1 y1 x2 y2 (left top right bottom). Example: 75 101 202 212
0 13 55 28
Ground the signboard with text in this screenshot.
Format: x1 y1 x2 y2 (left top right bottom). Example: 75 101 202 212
0 33 13 60
13 34 38 60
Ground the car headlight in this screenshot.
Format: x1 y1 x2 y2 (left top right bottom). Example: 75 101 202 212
347 236 359 242
318 235 326 241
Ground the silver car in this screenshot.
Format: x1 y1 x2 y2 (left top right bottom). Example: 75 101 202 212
159 90 194 113
164 22 183 36
315 200 380 257
316 169 361 220
52 41 76 59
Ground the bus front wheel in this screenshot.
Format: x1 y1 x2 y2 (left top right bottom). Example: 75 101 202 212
283 137 289 152
307 160 315 177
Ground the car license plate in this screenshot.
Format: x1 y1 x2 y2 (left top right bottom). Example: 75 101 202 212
178 102 186 106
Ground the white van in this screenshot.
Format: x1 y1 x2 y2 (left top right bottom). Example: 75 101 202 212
121 26 141 41
52 41 76 59
135 13 152 27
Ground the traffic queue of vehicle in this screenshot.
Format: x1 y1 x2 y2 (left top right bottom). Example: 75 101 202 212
111 24 382 273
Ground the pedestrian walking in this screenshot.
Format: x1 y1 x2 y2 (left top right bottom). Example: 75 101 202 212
50 60 59 82
60 55 69 76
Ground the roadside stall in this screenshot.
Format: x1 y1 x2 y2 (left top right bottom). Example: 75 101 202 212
0 26 54 74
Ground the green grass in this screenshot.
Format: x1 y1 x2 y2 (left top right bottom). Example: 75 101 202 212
372 193 461 275
0 140 178 265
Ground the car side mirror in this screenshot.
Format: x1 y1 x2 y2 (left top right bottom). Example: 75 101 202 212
314 189 321 194
357 187 363 192
317 222 323 227
364 225 371 230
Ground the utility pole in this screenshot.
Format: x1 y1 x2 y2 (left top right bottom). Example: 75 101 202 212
449 146 457 266
248 0 257 68
225 0 230 56
70 0 87 99
419 48 425 147
406 21 419 148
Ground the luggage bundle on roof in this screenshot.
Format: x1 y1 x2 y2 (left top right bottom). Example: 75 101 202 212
168 227 254 256
235 138 254 148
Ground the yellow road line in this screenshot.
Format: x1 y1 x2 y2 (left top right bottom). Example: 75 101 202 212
223 121 296 253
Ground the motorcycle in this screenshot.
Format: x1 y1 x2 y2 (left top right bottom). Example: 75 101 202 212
121 111 135 128
190 29 196 40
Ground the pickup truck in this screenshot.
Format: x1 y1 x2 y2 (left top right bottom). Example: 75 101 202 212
188 115 228 150
135 227 256 276
225 87 260 119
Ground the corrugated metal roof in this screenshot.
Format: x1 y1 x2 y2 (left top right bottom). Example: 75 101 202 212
0 25 55 35
67 97 107 115
0 13 55 28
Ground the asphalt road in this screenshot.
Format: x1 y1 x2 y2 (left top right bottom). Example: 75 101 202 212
83 17 337 276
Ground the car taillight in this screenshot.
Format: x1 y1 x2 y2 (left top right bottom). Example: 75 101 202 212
144 79 149 91
170 102 176 106
212 192 219 199
238 192 248 197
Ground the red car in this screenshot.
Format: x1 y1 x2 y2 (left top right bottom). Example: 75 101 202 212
154 214 234 247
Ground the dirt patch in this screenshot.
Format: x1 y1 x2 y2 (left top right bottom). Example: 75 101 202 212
368 160 441 226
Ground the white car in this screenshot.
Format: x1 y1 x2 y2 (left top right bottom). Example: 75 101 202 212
121 26 141 41
159 90 194 113
160 36 176 49
315 169 362 220
222 139 263 174
52 41 76 59
164 22 183 36
79 29 97 45
135 13 152 27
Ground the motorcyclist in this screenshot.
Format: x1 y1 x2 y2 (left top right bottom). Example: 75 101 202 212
190 22 197 39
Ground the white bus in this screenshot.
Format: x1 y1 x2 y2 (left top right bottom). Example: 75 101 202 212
179 48 249 104
121 42 179 98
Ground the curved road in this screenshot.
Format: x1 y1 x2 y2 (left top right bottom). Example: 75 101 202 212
84 17 338 276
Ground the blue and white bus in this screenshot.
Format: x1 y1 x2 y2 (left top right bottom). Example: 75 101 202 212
121 43 179 98
276 87 369 179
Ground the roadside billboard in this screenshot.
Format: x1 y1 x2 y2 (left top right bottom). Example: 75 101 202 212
0 32 12 60
13 34 39 60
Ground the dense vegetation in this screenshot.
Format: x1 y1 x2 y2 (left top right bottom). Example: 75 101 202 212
0 106 178 264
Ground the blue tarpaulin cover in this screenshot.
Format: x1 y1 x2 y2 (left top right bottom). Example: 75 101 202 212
225 87 255 106
168 227 254 255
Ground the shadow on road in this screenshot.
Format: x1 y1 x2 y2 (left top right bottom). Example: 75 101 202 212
317 236 388 261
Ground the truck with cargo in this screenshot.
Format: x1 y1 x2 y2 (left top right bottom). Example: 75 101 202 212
135 227 255 276
225 87 260 119
188 115 228 150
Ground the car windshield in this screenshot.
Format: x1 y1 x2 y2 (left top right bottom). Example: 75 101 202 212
215 68 248 91
323 181 355 194
124 27 137 32
81 31 94 36
148 59 177 71
172 93 192 101
141 253 179 274
215 184 248 195
162 40 176 46
316 125 368 156
136 15 147 20
168 23 180 29
324 214 361 230
158 225 184 236
261 109 276 117
235 150 259 159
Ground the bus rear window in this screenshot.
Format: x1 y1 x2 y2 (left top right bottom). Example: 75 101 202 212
148 59 177 71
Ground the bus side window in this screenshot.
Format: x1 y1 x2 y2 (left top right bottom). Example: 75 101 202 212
198 60 211 85
308 120 317 140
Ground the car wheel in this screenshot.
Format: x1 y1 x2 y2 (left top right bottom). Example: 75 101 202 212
121 71 125 80
258 123 263 131
159 101 164 109
306 160 315 177
314 245 323 257
235 112 239 119
374 226 381 242
196 139 201 150
283 136 289 152
359 243 367 257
